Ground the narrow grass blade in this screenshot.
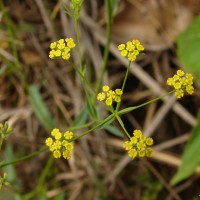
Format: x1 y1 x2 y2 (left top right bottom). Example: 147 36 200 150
171 112 200 185
27 85 55 131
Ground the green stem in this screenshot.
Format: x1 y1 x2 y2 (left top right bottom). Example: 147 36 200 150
94 0 112 101
116 115 131 138
121 61 131 92
23 156 54 200
69 60 95 93
74 19 83 71
0 147 47 168
118 90 175 115
71 120 96 131
116 61 131 111
72 113 115 141
0 138 3 152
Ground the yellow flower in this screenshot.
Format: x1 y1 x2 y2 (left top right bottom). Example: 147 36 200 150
97 92 106 101
51 128 60 136
45 137 53 146
64 131 74 140
123 141 132 150
126 41 135 51
128 149 137 159
97 85 123 106
114 96 121 103
175 89 184 99
177 70 184 77
103 85 110 92
123 129 153 159
62 51 70 60
53 150 61 159
54 50 61 57
118 40 144 61
167 70 194 99
130 136 137 144
49 50 55 59
54 140 62 149
115 89 123 95
186 85 194 94
118 44 125 50
49 38 75 60
138 149 146 157
146 137 153 146
63 150 71 159
133 129 142 138
174 82 181 89
46 129 74 160
67 40 76 48
58 39 64 43
105 97 113 106
54 131 62 140
121 50 128 57
167 78 174 86
65 142 74 151
50 42 57 49
57 43 65 50
107 90 115 98
128 52 136 61
137 142 146 149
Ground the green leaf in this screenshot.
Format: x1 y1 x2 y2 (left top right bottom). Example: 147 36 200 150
27 85 55 131
176 14 200 87
110 0 118 16
99 115 115 129
72 104 88 127
104 124 124 138
171 111 200 185
86 94 97 119
0 65 10 75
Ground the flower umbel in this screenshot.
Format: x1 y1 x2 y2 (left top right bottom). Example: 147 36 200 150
49 38 76 60
123 129 153 159
118 40 144 62
45 128 74 159
97 85 123 106
167 70 194 99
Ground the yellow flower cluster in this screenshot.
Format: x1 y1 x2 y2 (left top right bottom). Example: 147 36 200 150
49 38 75 60
45 128 74 159
167 70 194 99
97 85 123 106
118 40 144 61
123 129 153 159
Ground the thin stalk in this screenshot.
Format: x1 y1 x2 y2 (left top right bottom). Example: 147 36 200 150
0 147 47 168
74 19 83 71
23 156 54 200
69 60 95 93
94 0 112 100
71 120 96 131
0 137 4 152
72 113 115 141
118 90 175 115
116 61 131 111
116 115 131 138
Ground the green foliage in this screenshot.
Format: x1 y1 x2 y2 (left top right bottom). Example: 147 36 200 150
86 94 97 119
171 112 200 185
176 14 200 87
104 125 124 138
0 122 12 138
27 85 55 131
71 104 88 127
